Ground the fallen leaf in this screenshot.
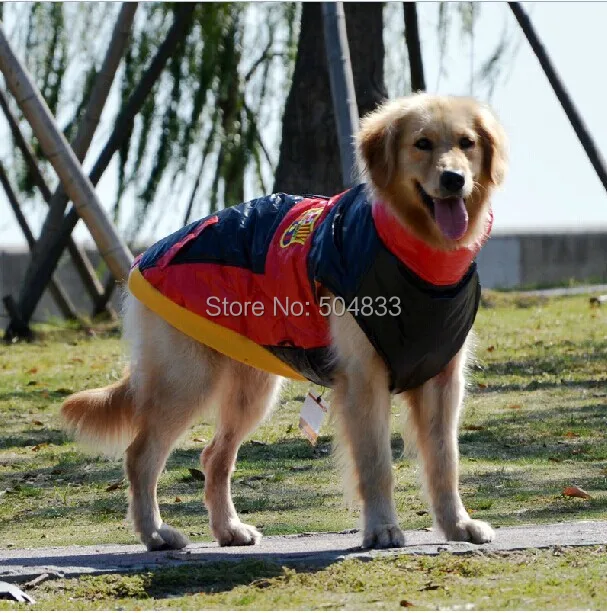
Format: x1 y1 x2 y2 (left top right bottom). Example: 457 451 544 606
508 404 522 409
26 367 38 375
562 486 591 500
32 420 44 426
477 383 488 389
192 437 206 443
400 600 414 608
175 496 182 503
564 431 580 438
105 480 125 492
486 345 495 352
188 468 205 482
31 443 49 452
464 425 485 431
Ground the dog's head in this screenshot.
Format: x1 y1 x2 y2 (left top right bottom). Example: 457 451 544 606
357 94 507 249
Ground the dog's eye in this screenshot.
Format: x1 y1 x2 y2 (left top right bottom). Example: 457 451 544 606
459 136 475 150
414 137 433 151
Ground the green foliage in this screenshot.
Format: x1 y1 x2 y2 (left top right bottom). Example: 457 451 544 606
5 2 299 240
3 2 511 240
113 2 300 237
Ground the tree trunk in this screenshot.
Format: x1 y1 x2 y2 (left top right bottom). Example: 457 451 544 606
273 2 386 195
403 2 426 92
322 2 359 187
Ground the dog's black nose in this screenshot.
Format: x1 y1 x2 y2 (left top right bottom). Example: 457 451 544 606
440 170 466 194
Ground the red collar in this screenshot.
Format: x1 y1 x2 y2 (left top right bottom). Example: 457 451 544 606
371 201 492 287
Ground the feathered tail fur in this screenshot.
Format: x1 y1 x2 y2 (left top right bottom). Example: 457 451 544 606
61 373 137 456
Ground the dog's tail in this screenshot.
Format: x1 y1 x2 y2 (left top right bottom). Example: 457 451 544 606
61 372 137 456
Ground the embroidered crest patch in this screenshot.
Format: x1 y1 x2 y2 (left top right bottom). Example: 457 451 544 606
280 207 324 248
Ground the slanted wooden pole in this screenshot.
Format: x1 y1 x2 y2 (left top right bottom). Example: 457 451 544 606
0 88 116 320
4 3 195 340
509 2 607 194
5 3 136 337
0 162 80 323
403 3 426 92
0 23 134 295
322 2 359 187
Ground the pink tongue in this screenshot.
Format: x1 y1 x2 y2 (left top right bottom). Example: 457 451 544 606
433 197 468 240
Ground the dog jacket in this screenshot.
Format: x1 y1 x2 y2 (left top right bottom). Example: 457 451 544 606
129 184 491 393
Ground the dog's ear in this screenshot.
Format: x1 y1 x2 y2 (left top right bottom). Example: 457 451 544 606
475 107 508 187
356 104 406 189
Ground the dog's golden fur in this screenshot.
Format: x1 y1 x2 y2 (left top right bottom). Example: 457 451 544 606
62 93 507 551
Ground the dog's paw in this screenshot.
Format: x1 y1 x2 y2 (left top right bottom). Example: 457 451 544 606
362 523 405 549
444 519 494 544
145 523 190 551
214 521 262 547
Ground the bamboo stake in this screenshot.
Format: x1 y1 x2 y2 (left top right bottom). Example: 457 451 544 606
0 88 116 318
4 4 195 340
0 26 134 285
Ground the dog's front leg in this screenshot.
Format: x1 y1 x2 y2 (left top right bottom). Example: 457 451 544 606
404 340 494 544
330 309 404 549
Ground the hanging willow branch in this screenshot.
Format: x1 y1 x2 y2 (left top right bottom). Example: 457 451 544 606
5 2 298 241
4 1 511 245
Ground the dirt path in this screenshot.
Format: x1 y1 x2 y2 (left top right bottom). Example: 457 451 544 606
2 520 606 583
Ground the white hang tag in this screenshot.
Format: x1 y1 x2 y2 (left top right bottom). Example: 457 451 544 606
298 392 329 445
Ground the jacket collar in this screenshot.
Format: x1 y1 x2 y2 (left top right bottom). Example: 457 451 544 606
371 200 492 287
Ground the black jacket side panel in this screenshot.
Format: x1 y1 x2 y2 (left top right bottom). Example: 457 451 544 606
308 185 482 392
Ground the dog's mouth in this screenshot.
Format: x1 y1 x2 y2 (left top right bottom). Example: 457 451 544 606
415 182 469 241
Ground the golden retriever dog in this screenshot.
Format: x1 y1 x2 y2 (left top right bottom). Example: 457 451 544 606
62 94 507 551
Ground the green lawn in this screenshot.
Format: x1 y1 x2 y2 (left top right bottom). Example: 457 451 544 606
1 292 606 609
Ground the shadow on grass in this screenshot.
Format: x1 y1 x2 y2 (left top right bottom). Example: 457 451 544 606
473 377 607 393
8 554 352 601
460 401 607 463
0 428 70 450
0 388 74 403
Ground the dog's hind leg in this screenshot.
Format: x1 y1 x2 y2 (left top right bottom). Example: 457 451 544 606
403 338 494 544
201 362 282 546
124 301 225 551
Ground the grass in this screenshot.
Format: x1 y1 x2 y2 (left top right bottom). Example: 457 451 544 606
1 292 606 608
3 547 607 610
